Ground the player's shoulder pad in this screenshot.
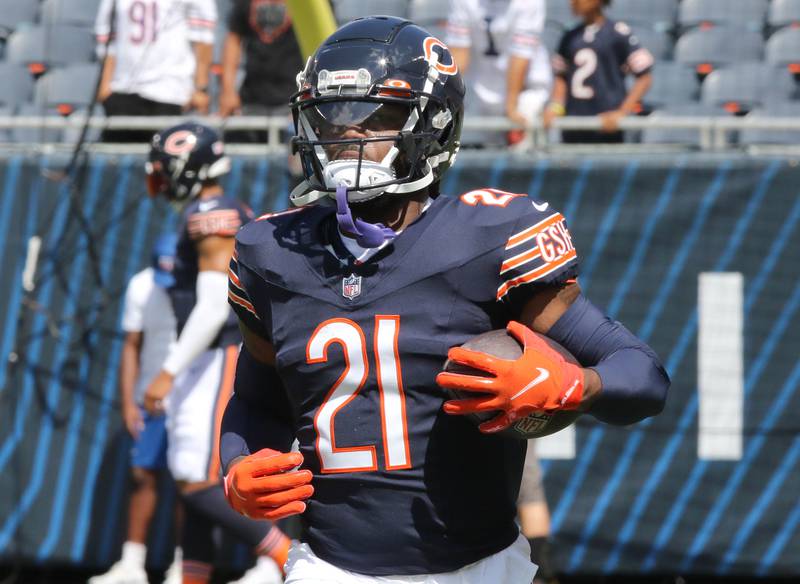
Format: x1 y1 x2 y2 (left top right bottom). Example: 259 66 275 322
450 188 555 227
235 205 328 271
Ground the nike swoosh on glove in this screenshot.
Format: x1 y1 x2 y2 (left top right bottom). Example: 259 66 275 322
224 448 314 521
435 321 584 434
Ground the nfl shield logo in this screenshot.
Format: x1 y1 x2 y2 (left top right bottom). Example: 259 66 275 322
342 274 362 300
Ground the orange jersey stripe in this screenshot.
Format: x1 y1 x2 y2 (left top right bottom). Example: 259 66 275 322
497 248 577 300
506 213 563 250
228 289 257 316
501 246 542 274
228 266 241 287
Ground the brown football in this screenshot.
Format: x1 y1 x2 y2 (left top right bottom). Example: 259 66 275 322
443 329 582 440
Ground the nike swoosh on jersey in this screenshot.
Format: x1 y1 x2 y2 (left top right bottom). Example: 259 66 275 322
510 367 550 400
532 201 549 212
198 201 219 212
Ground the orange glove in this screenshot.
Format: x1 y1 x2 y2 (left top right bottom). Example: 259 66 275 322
224 448 314 521
435 321 584 434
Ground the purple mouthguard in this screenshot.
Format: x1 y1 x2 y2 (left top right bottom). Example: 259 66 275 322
335 185 396 249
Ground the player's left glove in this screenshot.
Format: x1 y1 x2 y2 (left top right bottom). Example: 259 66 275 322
435 321 584 434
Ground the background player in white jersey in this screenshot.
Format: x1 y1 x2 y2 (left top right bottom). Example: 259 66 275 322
94 0 217 142
446 0 552 146
142 122 289 583
89 235 181 584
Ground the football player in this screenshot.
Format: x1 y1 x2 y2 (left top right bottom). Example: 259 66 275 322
543 0 654 143
142 122 288 583
221 16 669 583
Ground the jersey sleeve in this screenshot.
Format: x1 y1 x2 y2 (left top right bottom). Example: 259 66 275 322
496 204 579 308
94 0 116 57
226 0 249 36
186 207 246 241
613 21 654 77
508 0 545 59
552 32 570 78
445 0 473 48
187 0 217 44
228 246 271 341
121 274 146 333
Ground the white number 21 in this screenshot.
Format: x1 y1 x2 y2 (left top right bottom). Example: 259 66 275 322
306 316 411 473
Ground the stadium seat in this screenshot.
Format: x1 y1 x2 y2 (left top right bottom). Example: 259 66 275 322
678 0 769 31
765 27 800 73
640 62 699 110
632 28 673 61
0 0 38 39
34 63 100 114
700 63 796 113
768 0 800 29
337 0 408 22
408 0 446 26
740 101 800 144
11 104 64 143
674 27 764 74
641 103 729 145
542 22 564 54
608 0 678 32
0 63 35 108
5 25 95 73
545 0 576 29
41 0 102 28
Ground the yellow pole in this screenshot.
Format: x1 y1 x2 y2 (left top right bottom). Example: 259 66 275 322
286 0 338 60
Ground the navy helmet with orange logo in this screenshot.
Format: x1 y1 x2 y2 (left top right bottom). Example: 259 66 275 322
289 16 465 208
146 121 231 205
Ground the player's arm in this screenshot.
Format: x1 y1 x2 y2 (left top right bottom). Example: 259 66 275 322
600 23 654 132
221 254 313 520
94 0 116 102
120 331 143 437
446 0 472 74
505 0 542 126
186 0 217 113
189 41 213 113
543 36 569 129
143 235 233 413
219 31 243 117
505 55 531 126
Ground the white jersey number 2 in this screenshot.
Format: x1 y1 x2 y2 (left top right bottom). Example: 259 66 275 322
571 48 597 100
307 316 411 473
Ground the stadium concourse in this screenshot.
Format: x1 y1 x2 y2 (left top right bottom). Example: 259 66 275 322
0 1 799 583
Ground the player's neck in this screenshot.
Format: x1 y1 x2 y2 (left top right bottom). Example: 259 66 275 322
198 183 223 199
583 12 605 27
349 192 429 233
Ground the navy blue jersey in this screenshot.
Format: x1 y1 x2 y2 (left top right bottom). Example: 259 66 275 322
171 194 253 349
553 19 653 116
227 190 579 575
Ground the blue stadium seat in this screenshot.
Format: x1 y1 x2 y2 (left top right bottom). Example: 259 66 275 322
11 104 64 143
700 63 796 113
674 27 764 74
0 63 35 108
35 64 100 113
608 0 678 32
765 27 800 72
740 101 800 144
41 0 102 28
641 103 730 145
678 0 769 31
632 28 673 61
768 0 800 29
0 0 38 39
409 0 446 26
545 0 576 29
337 0 408 23
640 62 699 109
6 24 95 72
542 22 564 54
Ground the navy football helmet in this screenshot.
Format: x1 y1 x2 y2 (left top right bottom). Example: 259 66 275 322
146 122 231 205
289 16 465 207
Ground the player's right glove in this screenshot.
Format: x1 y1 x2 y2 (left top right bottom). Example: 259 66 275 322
224 448 314 521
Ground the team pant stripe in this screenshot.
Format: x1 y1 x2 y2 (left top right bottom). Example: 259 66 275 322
497 249 577 300
206 346 238 481
506 213 563 250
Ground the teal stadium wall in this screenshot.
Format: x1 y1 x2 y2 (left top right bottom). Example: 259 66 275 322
0 152 798 576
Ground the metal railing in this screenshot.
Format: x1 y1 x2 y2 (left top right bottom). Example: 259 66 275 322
1 114 800 153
